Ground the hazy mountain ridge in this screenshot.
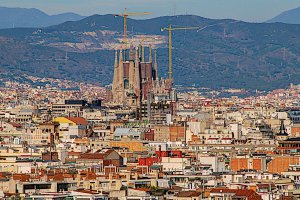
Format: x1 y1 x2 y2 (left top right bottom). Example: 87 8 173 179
267 7 300 24
0 7 85 29
1 14 300 90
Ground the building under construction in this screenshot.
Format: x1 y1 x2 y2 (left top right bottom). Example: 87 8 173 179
112 45 176 122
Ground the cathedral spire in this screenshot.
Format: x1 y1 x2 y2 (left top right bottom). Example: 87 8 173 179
128 47 135 91
149 45 152 63
138 44 142 61
112 49 119 103
119 48 124 103
135 46 139 62
119 48 124 85
154 49 158 81
114 50 118 68
129 43 134 60
142 44 145 63
134 47 141 104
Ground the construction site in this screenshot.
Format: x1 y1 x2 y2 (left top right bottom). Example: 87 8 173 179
110 9 199 122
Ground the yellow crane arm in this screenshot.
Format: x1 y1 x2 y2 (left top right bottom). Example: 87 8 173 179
161 27 199 31
126 12 152 16
114 9 152 47
114 12 151 17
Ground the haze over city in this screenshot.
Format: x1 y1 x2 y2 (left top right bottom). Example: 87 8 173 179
1 0 300 22
2 1 300 199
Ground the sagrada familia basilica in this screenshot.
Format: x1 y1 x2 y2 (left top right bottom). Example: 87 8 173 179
112 46 173 109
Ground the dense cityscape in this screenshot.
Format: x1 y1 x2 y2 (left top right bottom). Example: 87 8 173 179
1 46 300 199
3 1 300 200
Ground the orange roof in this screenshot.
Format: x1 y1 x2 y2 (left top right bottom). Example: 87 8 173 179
210 188 262 200
74 189 99 194
9 122 22 128
13 174 30 182
66 117 88 126
176 191 202 197
132 188 151 192
104 149 115 156
74 138 89 144
68 151 81 155
79 153 105 160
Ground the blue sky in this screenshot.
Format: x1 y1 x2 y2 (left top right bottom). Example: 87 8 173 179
1 0 300 22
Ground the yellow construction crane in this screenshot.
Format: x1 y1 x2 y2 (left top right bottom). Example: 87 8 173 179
114 8 151 47
161 24 199 80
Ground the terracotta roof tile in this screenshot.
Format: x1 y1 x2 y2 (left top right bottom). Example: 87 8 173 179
210 188 262 200
9 122 22 128
79 153 105 160
66 117 88 126
176 191 202 197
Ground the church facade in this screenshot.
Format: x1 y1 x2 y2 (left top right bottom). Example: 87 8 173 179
112 46 171 109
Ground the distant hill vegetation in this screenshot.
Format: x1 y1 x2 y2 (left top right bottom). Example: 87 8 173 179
1 14 300 90
267 7 300 24
0 7 85 29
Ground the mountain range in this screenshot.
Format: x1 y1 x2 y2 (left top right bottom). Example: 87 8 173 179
267 7 300 24
1 6 300 29
1 9 300 90
0 7 85 29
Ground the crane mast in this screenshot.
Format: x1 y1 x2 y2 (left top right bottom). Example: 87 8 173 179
161 24 199 82
114 8 152 47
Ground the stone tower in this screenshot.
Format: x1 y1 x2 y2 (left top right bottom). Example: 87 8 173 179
112 45 169 108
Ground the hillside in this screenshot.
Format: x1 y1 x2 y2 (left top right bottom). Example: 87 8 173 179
267 7 300 24
1 14 300 90
0 7 84 29
0 36 113 83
